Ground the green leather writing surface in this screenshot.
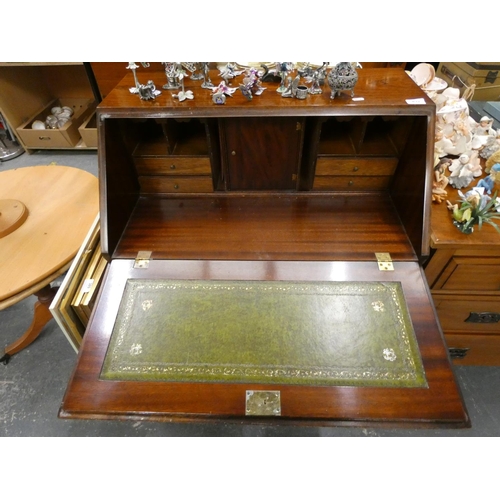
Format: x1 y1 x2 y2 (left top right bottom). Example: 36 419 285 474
100 280 427 387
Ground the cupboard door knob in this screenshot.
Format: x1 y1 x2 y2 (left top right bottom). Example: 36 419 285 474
231 151 236 156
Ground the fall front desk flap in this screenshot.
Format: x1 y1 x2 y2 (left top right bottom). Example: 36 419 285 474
101 279 427 388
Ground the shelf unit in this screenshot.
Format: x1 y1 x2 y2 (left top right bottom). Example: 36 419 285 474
0 62 98 152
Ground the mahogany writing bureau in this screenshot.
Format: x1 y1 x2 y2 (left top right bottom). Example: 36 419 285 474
60 67 469 427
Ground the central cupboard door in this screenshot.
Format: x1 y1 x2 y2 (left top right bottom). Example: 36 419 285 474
220 117 304 191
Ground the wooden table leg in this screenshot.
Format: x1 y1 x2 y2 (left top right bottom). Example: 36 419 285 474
1 285 58 365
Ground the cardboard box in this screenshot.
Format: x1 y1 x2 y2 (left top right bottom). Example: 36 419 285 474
16 98 93 148
78 108 97 148
437 62 500 101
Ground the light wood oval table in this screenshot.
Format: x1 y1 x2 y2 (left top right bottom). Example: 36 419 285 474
0 165 99 363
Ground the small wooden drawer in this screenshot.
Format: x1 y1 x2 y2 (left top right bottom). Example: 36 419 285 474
139 175 214 194
435 257 500 292
315 157 398 176
312 175 391 191
134 157 212 176
432 293 500 334
445 333 500 365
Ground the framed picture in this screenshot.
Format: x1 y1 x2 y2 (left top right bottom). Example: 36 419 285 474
50 214 101 352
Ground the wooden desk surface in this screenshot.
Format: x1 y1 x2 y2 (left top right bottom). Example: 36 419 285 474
98 67 435 118
0 166 99 304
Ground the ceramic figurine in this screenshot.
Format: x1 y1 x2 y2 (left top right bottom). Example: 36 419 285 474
432 88 473 157
447 186 500 234
239 67 266 100
162 62 181 90
211 81 237 104
471 116 496 150
432 158 451 203
477 171 497 194
212 93 226 105
127 62 161 100
480 129 500 159
327 62 358 99
434 130 455 158
480 163 500 191
448 152 481 189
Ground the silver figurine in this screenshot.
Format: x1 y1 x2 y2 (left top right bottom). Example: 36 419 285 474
127 62 161 100
162 62 182 90
200 63 213 89
276 62 294 93
172 70 194 102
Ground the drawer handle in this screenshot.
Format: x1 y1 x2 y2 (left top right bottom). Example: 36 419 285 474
465 312 500 324
439 65 465 88
38 136 51 141
170 164 176 170
173 184 179 190
449 347 469 359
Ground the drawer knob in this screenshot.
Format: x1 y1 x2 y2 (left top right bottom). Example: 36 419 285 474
170 164 176 169
231 151 236 156
173 184 179 190
465 312 500 324
348 180 354 186
353 166 359 172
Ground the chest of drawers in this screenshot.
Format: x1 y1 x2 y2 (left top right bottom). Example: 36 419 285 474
425 189 500 365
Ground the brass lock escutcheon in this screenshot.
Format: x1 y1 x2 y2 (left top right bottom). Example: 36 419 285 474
245 390 281 416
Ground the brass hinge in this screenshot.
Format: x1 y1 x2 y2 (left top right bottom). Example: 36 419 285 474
375 252 394 271
134 251 152 269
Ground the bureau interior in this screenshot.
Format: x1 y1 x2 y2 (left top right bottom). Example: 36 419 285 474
99 114 430 263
